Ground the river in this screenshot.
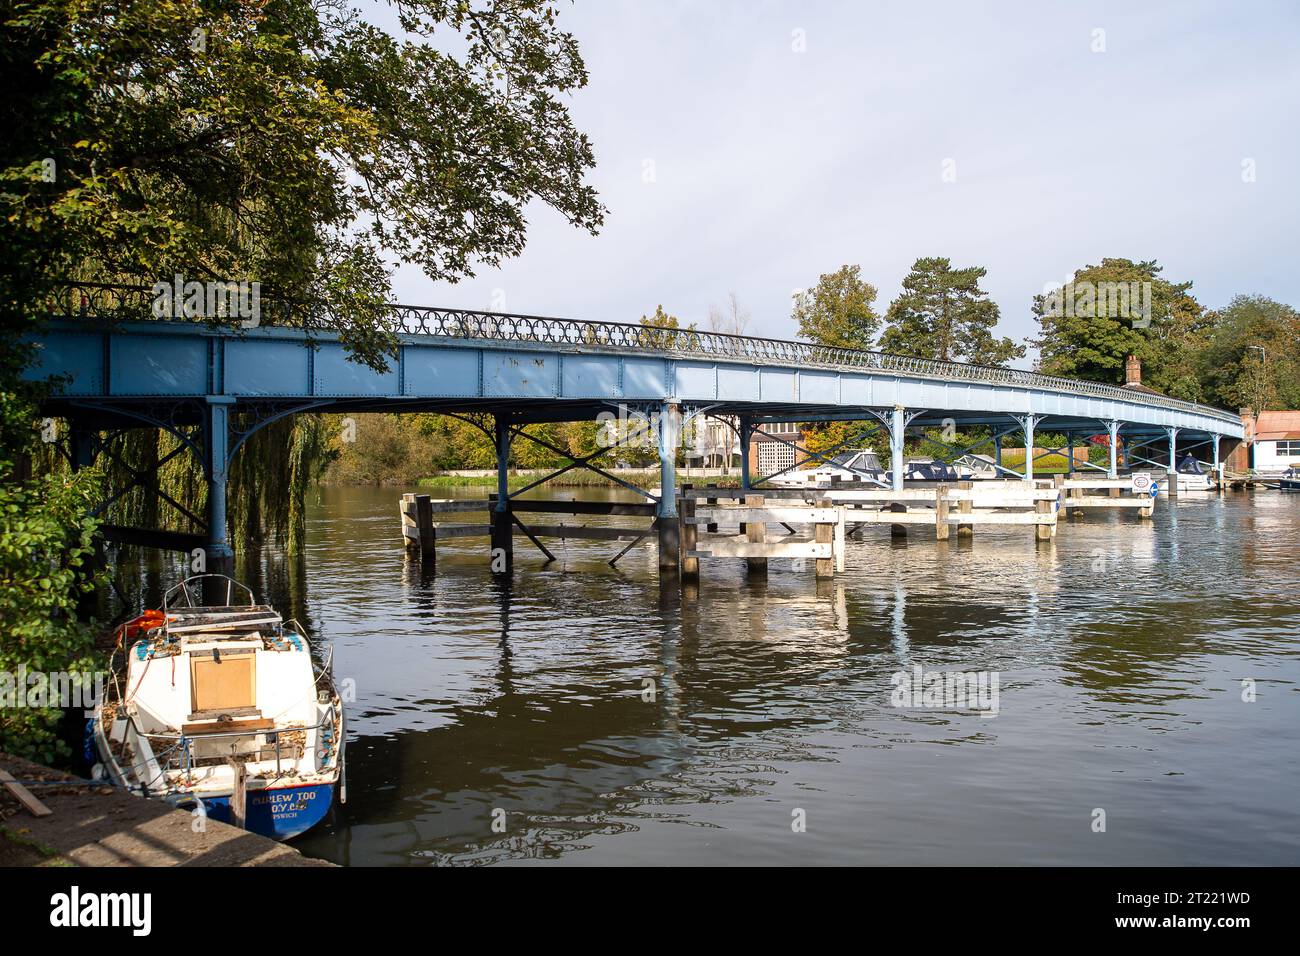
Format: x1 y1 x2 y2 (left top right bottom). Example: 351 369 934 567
120 485 1300 865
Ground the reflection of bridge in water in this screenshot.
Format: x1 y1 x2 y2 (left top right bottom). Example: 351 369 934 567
29 283 1243 576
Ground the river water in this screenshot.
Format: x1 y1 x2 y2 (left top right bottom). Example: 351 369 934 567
138 485 1300 865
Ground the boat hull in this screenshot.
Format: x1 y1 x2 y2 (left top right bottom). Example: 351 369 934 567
172 783 336 841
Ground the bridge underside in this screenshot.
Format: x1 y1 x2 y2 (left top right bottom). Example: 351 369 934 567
28 317 1245 570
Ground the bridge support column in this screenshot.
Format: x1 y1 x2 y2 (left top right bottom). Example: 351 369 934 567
1165 426 1181 499
1106 421 1120 479
1065 433 1075 475
657 402 681 576
203 398 236 591
70 426 98 471
1015 414 1042 481
890 405 906 491
491 415 513 572
739 416 753 492
994 434 1003 470
1212 435 1222 490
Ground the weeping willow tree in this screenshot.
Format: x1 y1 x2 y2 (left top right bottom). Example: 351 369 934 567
228 415 333 554
38 416 333 556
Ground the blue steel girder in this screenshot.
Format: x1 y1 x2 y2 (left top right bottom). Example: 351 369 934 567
28 317 1244 448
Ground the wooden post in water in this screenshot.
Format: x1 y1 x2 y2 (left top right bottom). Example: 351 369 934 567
416 494 435 562
681 489 699 583
956 480 973 537
934 486 950 540
400 493 436 561
815 499 834 578
745 493 767 576
1035 488 1052 541
889 502 907 538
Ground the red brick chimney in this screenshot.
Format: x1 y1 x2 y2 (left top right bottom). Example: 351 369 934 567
1125 354 1141 387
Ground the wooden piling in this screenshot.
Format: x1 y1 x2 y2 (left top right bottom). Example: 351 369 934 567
681 489 699 582
956 480 972 536
934 486 950 540
815 500 834 578
1035 492 1052 541
889 502 907 538
400 493 437 561
745 493 767 575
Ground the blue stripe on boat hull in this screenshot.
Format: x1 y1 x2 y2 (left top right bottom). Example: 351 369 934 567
174 784 334 841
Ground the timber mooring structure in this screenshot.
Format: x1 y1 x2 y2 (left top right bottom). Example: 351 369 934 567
28 282 1243 580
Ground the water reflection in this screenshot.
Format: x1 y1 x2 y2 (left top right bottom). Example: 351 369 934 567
107 487 1300 865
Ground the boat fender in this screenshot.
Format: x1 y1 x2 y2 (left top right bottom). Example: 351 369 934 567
82 718 96 762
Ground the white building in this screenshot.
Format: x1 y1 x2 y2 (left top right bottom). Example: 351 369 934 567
1247 410 1300 474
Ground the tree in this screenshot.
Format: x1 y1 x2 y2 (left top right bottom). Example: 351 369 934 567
792 264 880 349
1 0 605 372
637 304 696 349
879 257 1024 366
1032 258 1208 399
708 291 751 336
1197 296 1300 411
0 0 605 758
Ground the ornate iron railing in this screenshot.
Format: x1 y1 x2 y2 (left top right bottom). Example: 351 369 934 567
45 282 1240 424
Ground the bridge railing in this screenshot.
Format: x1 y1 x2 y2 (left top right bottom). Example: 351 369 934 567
45 282 1240 425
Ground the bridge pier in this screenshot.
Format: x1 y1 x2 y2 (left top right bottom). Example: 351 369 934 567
203 399 236 590
738 416 753 492
1014 413 1043 480
491 415 513 572
1165 426 1181 500
657 402 682 575
1106 420 1120 479
889 405 906 492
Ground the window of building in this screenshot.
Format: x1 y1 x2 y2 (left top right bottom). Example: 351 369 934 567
1275 440 1300 457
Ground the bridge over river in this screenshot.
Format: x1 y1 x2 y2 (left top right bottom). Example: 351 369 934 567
26 283 1244 574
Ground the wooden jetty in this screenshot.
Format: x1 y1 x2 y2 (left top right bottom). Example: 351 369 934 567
398 474 1128 584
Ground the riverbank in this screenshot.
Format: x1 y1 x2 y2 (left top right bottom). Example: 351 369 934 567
0 754 331 867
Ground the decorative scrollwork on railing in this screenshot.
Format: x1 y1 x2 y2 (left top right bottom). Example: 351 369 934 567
42 282 1240 424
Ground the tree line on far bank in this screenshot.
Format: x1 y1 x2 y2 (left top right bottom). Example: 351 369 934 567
792 256 1298 412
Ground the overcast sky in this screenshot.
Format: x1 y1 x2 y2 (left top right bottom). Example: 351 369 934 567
379 0 1300 366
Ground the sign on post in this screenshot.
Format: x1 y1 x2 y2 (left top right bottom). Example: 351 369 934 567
1130 472 1154 495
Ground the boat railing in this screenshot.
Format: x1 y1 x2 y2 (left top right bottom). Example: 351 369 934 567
128 705 342 777
163 573 256 612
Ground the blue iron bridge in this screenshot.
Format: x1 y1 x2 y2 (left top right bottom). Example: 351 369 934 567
28 283 1243 567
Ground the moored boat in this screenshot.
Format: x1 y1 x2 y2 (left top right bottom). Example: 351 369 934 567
92 574 345 841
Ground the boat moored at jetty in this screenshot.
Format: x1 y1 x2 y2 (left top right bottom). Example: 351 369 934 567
92 575 345 841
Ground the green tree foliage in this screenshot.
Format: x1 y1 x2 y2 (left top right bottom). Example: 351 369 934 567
879 257 1024 366
792 264 880 349
637 304 697 350
1196 295 1300 411
0 395 101 761
1032 258 1208 400
1 0 605 371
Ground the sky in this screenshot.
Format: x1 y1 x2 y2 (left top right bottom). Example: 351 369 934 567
375 0 1300 367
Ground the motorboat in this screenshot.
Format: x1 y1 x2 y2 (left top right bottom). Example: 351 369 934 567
92 574 345 840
